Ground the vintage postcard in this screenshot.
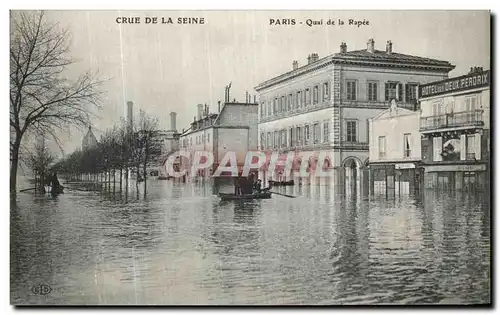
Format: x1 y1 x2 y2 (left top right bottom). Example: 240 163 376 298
10 10 491 306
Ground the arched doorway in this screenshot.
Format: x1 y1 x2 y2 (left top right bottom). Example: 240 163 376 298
342 157 363 196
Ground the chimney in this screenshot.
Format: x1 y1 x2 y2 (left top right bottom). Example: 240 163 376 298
218 100 221 113
197 104 203 120
311 53 319 62
204 103 209 116
245 91 249 103
292 60 298 70
340 42 347 53
367 38 375 53
386 40 392 54
126 101 133 131
307 54 312 64
170 112 177 131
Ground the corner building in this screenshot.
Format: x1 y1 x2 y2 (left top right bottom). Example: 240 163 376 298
255 39 454 194
419 68 490 191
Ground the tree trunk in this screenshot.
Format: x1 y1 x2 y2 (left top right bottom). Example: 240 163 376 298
143 162 147 198
113 168 116 196
125 165 129 202
135 165 140 199
119 168 123 196
10 140 21 197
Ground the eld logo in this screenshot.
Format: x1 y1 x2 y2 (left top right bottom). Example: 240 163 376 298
31 284 52 295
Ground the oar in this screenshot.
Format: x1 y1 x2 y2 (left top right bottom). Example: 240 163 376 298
270 190 297 198
19 187 36 192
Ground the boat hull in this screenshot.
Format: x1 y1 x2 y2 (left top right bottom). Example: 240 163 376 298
219 192 272 201
268 180 294 186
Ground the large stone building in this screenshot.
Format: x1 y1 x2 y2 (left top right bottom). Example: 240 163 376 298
255 39 455 193
419 67 490 190
174 101 259 178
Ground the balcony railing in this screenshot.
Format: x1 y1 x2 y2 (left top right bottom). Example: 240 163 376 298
420 110 484 131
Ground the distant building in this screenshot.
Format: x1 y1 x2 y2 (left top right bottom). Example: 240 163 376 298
368 100 423 195
255 39 455 194
419 68 490 190
82 126 98 150
177 101 259 178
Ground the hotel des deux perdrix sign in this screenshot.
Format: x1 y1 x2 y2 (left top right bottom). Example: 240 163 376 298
419 70 490 98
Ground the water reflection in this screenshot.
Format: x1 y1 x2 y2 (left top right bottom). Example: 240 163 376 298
10 181 490 305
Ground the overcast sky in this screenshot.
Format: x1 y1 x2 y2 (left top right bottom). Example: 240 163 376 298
33 10 490 154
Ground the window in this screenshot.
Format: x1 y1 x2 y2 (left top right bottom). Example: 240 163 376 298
465 95 478 111
260 103 264 117
323 121 329 142
403 133 411 158
313 123 320 144
405 83 418 103
467 134 476 160
282 129 287 148
368 82 378 101
305 125 310 144
267 132 271 149
260 133 265 150
305 88 311 105
202 134 205 143
288 94 292 111
273 98 278 114
346 80 357 101
296 126 302 145
345 120 357 142
267 101 272 116
385 82 403 101
302 89 307 106
378 136 386 159
297 91 302 108
289 128 294 147
207 133 210 143
313 86 319 104
323 82 329 101
281 96 285 112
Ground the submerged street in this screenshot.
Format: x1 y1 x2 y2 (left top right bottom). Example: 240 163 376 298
11 179 490 305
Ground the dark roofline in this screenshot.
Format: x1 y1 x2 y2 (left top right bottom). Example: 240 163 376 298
223 102 259 106
255 50 455 91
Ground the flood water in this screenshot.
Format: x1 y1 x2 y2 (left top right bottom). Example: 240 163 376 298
11 179 491 305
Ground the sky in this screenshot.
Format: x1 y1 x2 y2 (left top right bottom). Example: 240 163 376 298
22 10 490 155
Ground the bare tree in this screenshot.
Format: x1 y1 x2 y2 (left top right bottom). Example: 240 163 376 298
25 137 54 192
10 11 103 195
129 111 161 198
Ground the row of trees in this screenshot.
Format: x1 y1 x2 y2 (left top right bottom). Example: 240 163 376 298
52 111 162 199
10 11 103 196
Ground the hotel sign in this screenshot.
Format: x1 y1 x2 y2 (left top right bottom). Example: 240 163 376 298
395 163 416 169
419 70 490 98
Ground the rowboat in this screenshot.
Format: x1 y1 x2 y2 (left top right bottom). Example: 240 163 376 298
268 180 294 186
219 191 272 201
44 185 64 195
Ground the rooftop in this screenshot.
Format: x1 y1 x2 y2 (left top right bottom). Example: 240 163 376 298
334 49 452 67
255 40 455 91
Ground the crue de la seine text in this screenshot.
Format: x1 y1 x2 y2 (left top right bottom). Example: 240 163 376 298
116 17 206 24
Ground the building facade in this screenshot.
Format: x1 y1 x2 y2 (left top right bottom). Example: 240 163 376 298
175 101 259 178
255 39 455 193
368 100 423 196
419 68 490 191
